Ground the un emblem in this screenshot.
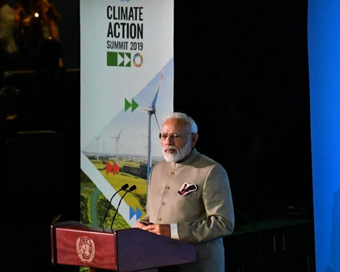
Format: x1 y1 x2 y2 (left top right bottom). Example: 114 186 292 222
76 236 95 263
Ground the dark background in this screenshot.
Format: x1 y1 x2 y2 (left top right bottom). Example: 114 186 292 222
0 0 313 271
173 1 312 222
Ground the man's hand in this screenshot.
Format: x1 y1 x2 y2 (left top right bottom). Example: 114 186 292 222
137 223 171 238
135 221 148 229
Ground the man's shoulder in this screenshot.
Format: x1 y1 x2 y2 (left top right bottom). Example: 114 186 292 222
194 152 219 166
194 152 229 174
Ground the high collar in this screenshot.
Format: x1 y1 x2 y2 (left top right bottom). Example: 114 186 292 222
170 148 198 169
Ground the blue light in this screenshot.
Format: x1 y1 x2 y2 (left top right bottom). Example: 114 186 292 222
308 0 340 271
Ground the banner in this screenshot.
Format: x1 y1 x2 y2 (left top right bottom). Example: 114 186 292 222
80 0 174 231
308 0 340 271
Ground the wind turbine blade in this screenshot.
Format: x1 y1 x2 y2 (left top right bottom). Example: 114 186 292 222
118 128 123 139
139 107 152 112
154 113 161 132
151 67 165 109
151 91 159 109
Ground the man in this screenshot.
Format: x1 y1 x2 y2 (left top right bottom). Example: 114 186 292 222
0 0 18 70
135 112 235 272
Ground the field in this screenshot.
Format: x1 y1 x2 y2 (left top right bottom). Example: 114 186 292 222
80 157 148 230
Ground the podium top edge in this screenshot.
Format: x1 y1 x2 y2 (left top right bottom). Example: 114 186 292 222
52 221 117 233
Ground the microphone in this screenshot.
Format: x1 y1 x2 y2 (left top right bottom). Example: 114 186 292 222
101 183 129 228
110 185 137 229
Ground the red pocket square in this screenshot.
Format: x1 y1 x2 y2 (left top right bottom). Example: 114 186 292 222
178 182 198 196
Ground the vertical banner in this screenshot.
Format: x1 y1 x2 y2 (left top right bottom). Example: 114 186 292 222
308 0 340 271
80 1 174 231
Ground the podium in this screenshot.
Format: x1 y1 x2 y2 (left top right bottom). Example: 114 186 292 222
51 221 197 271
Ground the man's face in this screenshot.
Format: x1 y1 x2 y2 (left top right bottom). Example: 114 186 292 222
160 118 198 162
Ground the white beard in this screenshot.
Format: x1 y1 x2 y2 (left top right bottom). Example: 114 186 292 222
163 143 192 162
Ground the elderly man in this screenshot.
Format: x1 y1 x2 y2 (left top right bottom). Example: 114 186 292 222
135 112 234 272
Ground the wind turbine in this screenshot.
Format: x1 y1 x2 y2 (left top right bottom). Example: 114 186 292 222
112 128 123 166
141 135 148 163
140 67 165 182
95 135 102 160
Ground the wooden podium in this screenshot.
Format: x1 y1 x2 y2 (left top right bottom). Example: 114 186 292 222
51 221 197 271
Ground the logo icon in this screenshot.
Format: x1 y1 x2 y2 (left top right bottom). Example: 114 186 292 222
76 236 95 263
125 98 139 112
133 53 144 67
107 52 131 67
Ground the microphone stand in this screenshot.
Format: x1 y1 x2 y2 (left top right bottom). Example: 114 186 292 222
101 184 129 228
110 185 136 229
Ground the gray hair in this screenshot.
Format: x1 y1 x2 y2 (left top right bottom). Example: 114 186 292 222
163 112 198 133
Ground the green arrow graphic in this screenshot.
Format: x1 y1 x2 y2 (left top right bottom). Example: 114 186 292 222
131 99 139 112
125 98 139 112
125 98 131 111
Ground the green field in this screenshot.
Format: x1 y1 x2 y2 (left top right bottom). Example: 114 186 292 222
80 157 148 230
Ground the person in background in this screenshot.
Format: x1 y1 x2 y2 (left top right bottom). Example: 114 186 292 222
0 0 18 70
14 0 62 69
135 112 235 272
